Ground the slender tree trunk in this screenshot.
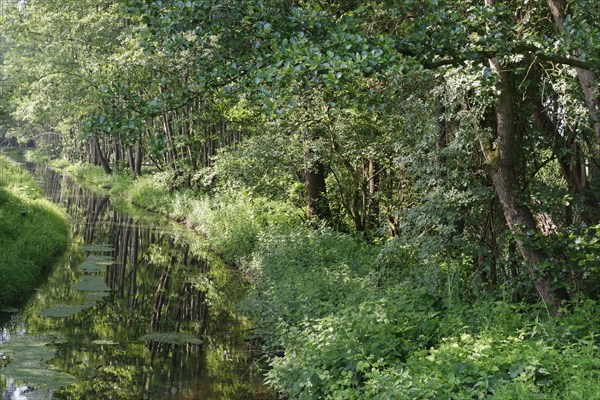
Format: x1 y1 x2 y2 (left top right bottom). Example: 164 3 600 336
115 134 122 167
92 135 112 174
135 141 143 176
365 157 380 235
89 140 96 165
127 146 136 176
161 113 177 169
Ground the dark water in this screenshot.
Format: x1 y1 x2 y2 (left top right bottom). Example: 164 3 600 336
0 165 270 399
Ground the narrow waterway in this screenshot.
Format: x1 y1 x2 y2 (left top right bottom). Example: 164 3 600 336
0 164 270 399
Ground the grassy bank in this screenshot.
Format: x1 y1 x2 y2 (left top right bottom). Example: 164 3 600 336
0 156 69 308
55 162 300 264
56 162 600 399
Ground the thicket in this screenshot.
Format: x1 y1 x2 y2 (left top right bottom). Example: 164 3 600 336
0 155 69 308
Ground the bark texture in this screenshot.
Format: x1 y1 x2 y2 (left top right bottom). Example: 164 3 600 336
484 56 565 314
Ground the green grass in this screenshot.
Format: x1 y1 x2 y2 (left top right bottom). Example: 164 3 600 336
0 156 69 308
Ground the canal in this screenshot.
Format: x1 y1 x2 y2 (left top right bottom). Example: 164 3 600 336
0 164 270 399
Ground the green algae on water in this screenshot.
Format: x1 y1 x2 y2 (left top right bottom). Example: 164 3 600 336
79 255 113 272
40 305 87 318
71 275 111 293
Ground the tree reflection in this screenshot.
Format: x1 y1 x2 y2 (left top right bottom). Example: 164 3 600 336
0 165 271 400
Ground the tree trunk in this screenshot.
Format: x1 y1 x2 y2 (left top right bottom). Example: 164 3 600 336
484 56 565 314
365 157 380 235
304 156 331 222
115 134 122 167
92 135 112 174
303 130 331 223
135 141 143 176
161 113 177 169
127 146 136 177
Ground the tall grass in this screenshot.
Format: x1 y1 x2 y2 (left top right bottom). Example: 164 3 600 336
59 163 301 265
0 156 69 308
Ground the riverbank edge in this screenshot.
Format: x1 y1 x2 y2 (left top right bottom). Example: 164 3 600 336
0 154 70 309
50 159 302 266
44 159 600 399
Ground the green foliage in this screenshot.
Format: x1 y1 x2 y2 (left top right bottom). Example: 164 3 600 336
247 227 379 332
224 202 599 399
211 132 303 201
255 260 600 399
4 0 600 397
264 290 441 399
561 225 600 295
190 193 300 265
125 174 174 213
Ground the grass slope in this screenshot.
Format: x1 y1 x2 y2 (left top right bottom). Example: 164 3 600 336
0 156 69 308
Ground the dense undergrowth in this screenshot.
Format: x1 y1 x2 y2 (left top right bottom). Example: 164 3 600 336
0 155 69 308
54 162 600 399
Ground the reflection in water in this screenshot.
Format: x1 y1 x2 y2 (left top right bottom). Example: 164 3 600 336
4 378 32 400
0 165 271 399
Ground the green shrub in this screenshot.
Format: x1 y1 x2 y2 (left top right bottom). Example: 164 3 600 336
241 222 600 399
265 289 440 399
126 174 173 213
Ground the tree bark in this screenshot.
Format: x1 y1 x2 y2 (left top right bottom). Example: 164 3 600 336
484 57 565 314
127 146 136 176
135 141 143 176
92 135 112 174
365 157 380 235
161 113 177 169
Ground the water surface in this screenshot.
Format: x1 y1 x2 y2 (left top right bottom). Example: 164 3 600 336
0 165 270 399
